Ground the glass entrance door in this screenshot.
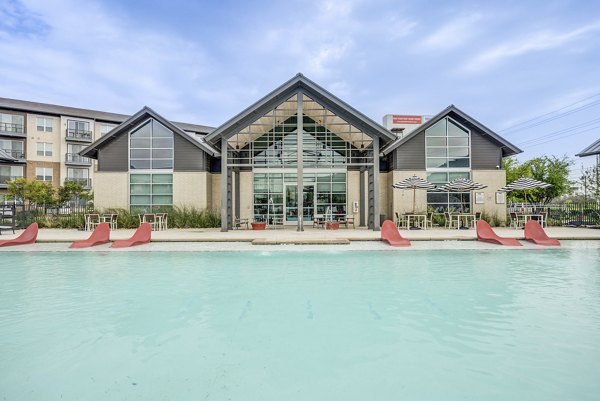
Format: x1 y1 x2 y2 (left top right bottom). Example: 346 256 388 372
285 184 314 224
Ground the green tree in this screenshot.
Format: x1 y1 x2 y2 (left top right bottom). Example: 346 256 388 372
578 162 600 201
503 155 573 203
7 178 55 209
59 180 92 206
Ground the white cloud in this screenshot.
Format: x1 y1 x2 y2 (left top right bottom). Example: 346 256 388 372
419 13 483 51
0 0 213 121
464 21 600 72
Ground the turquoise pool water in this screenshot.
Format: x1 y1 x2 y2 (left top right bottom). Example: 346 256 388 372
1 249 599 400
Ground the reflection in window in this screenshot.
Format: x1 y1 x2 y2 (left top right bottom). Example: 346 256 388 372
130 173 173 212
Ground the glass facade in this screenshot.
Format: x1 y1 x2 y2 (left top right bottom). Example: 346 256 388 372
426 117 471 212
130 119 174 170
129 174 173 212
129 119 174 212
253 171 346 224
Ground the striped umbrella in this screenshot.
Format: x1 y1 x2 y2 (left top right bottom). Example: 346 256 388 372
435 178 487 213
392 175 435 213
498 177 551 203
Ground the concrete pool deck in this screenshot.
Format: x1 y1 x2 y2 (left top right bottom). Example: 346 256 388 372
1 225 599 246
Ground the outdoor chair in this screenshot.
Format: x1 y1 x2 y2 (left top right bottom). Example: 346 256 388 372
424 212 433 229
143 213 159 231
444 212 458 229
509 212 525 229
85 214 101 231
157 213 168 230
470 212 482 228
234 215 249 230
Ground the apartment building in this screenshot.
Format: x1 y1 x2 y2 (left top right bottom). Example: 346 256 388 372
0 98 212 202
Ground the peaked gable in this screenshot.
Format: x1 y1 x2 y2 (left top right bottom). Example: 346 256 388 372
81 106 220 159
381 105 522 157
205 73 396 145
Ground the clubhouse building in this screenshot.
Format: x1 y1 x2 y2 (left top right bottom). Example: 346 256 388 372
3 74 522 230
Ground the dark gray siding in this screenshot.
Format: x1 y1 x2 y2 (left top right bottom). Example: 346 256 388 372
98 133 128 171
392 132 425 170
174 134 209 172
471 130 502 169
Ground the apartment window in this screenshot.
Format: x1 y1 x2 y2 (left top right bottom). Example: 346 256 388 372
35 167 53 182
100 124 115 136
66 167 90 187
0 139 24 159
0 166 24 183
36 117 53 132
0 113 24 133
36 142 53 157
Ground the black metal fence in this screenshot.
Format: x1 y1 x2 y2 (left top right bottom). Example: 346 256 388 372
9 203 92 229
509 202 600 227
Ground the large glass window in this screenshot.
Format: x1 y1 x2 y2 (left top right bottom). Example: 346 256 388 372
66 167 90 187
129 119 174 170
0 113 24 133
253 171 346 223
425 118 470 169
130 173 173 212
426 171 471 213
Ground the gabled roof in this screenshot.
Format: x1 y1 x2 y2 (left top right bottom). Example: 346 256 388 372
205 73 396 145
380 105 522 157
0 96 214 133
576 138 600 157
81 106 220 159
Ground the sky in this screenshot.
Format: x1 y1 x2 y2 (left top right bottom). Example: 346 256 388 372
1 0 599 181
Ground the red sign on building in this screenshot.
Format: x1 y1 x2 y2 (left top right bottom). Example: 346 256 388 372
392 115 422 124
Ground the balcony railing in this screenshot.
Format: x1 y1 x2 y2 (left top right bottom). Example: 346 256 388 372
0 175 24 186
1 149 25 160
65 153 92 165
0 123 25 136
66 129 93 142
65 177 92 188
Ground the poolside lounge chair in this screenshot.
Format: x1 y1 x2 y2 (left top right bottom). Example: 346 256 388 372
0 223 38 247
381 220 411 247
111 223 151 248
69 222 110 248
476 220 521 246
524 220 560 246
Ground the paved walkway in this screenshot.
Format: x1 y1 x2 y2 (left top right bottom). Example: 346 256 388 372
2 225 599 243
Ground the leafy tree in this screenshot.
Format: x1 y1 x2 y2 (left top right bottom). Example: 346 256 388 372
578 162 600 201
59 180 92 206
503 155 573 203
7 178 55 208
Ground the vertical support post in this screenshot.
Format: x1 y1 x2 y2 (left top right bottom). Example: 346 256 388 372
234 168 240 221
360 167 366 227
296 93 304 232
220 137 229 232
373 138 381 231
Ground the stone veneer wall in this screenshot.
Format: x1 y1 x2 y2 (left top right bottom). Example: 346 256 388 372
93 172 128 210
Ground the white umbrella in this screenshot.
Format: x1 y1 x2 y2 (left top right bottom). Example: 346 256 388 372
392 175 435 214
498 177 551 203
436 178 487 213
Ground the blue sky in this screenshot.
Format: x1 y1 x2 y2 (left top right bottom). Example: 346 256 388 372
1 0 599 178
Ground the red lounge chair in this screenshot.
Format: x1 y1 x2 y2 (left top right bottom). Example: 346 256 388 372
381 220 411 247
69 222 110 248
0 223 38 247
476 220 522 246
111 223 151 248
524 220 560 246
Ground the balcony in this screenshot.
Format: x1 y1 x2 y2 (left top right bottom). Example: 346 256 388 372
65 153 92 166
0 175 24 188
1 149 26 161
66 129 93 142
0 123 26 138
65 177 92 189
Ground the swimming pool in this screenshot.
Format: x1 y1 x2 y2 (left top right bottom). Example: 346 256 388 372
1 248 599 400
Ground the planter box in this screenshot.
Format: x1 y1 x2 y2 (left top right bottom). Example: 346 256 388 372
251 222 266 230
325 221 340 230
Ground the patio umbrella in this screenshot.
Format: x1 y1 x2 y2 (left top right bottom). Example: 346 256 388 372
498 177 551 203
392 175 435 213
435 178 487 213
